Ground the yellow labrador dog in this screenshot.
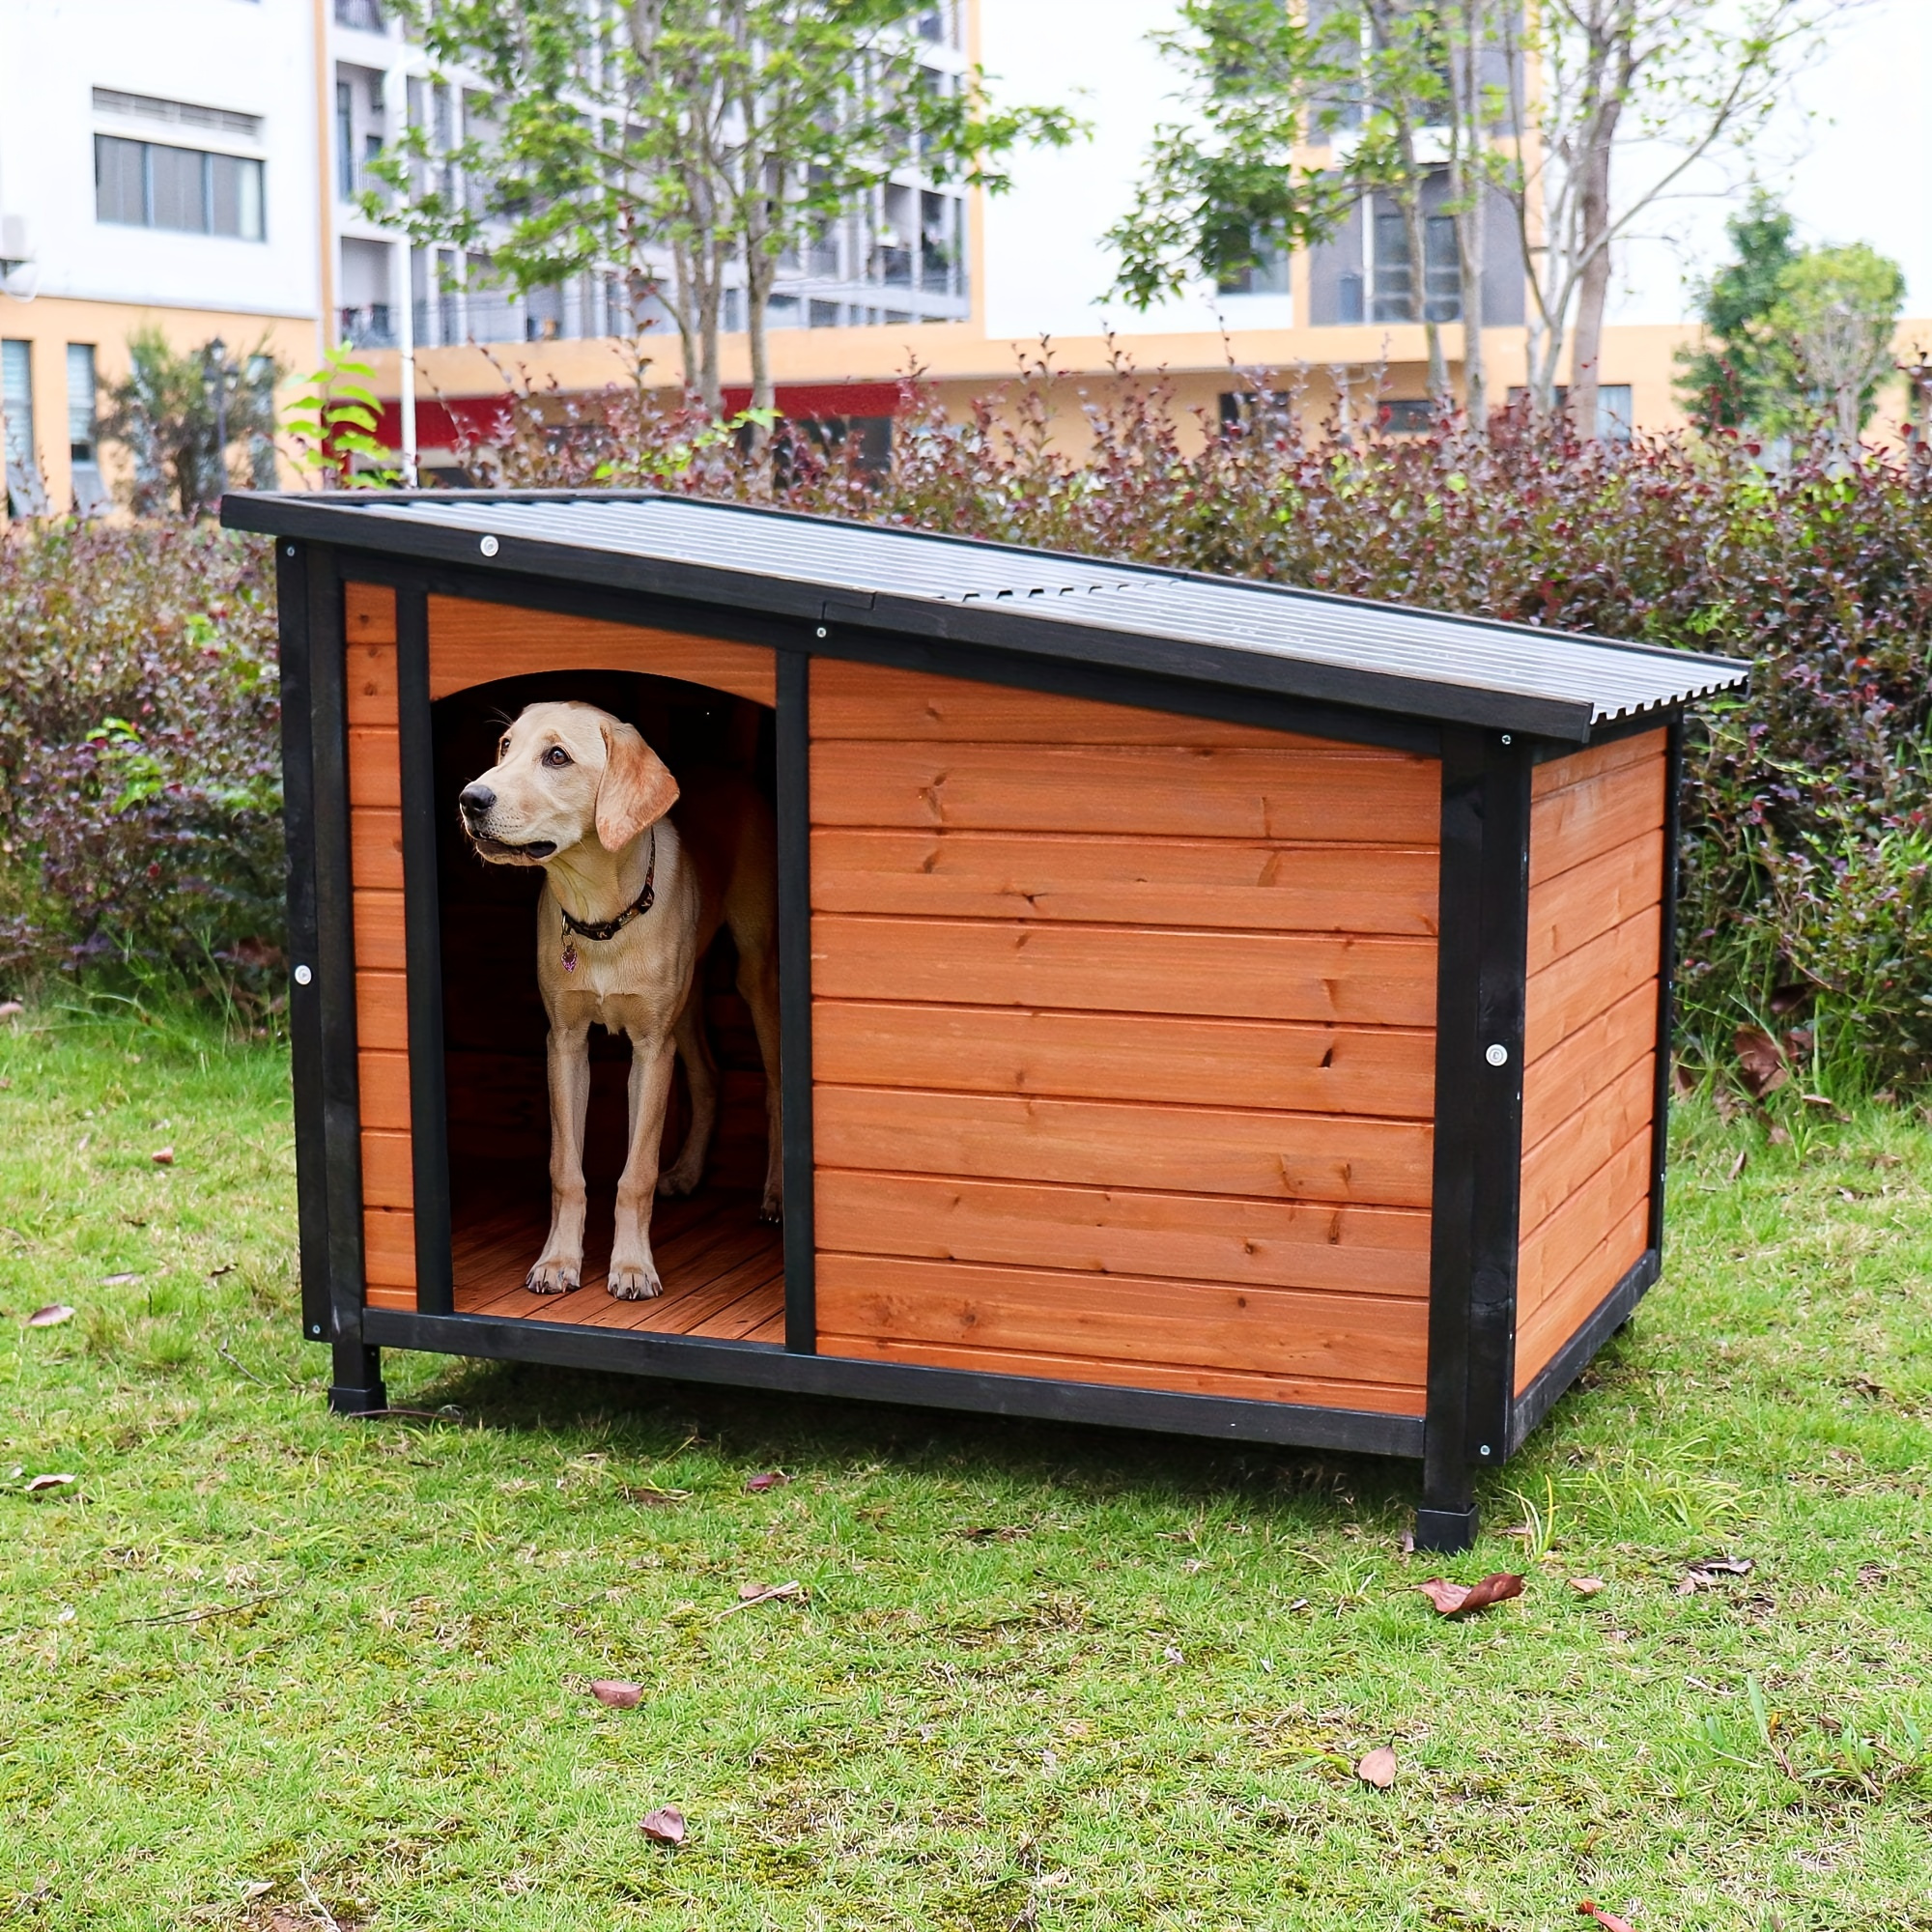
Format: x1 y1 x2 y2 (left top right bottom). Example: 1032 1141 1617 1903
457 700 781 1298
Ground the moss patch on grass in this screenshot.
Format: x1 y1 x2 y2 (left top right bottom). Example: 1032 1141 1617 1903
2 1001 1930 1930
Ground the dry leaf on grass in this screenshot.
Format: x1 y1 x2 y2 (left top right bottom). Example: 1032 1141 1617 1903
1577 1903 1635 1932
618 1485 688 1508
1416 1573 1523 1616
717 1579 804 1618
639 1805 686 1846
1355 1746 1398 1788
27 1304 74 1327
1677 1555 1753 1596
100 1271 141 1285
1733 1027 1789 1100
1568 1577 1607 1597
151 1147 174 1166
1727 1148 1747 1182
25 1473 76 1492
743 1469 788 1492
589 1679 644 1708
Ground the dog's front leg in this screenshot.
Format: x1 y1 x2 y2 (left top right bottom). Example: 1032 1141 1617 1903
609 1030 676 1298
528 1020 591 1293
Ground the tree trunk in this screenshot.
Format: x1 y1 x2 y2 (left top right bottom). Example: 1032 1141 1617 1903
1451 0 1487 425
1567 127 1616 438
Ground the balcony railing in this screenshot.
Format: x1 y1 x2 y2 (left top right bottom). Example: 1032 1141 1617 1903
335 0 384 30
338 304 395 348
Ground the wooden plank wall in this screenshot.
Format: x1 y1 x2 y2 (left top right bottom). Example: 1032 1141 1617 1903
1514 731 1668 1392
344 582 416 1312
808 662 1442 1417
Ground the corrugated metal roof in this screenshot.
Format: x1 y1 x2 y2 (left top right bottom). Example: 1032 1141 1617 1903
225 490 1748 739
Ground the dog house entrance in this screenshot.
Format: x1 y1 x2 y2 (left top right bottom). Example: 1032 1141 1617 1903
432 665 784 1340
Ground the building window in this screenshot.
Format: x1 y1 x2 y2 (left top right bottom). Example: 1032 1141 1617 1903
336 80 355 199
96 135 265 239
335 0 385 28
3 339 48 516
92 87 262 141
67 344 111 516
1372 204 1460 323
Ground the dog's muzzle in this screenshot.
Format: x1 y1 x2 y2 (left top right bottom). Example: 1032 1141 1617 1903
459 782 556 860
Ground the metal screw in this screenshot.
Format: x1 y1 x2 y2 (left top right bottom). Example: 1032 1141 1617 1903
814 625 828 639
285 544 296 556
294 963 313 986
1478 1443 1492 1457
479 534 499 557
1500 733 1512 745
310 1323 323 1337
1485 1042 1508 1066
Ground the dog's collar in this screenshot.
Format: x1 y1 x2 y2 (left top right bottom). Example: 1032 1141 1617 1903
559 830 656 943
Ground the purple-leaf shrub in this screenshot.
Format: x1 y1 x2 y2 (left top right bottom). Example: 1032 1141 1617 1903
0 519 283 1007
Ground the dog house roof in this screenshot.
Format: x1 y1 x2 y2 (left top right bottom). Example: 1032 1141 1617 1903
224 489 1747 742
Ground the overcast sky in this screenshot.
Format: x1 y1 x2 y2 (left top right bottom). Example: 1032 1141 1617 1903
978 0 1931 339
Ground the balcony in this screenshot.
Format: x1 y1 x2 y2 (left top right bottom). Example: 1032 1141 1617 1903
339 303 395 348
335 0 384 29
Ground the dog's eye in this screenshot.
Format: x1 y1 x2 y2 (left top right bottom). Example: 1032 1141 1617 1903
543 746 571 768
497 738 509 757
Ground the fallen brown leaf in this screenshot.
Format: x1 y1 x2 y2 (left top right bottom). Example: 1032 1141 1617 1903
1568 1577 1606 1597
26 1304 74 1327
25 1473 76 1492
1677 1555 1753 1595
1577 1903 1635 1932
588 1679 644 1709
1727 1148 1747 1182
717 1579 804 1618
639 1804 686 1846
618 1485 688 1508
151 1147 174 1166
743 1469 788 1492
1416 1572 1523 1616
1355 1746 1397 1788
1733 1026 1788 1100
101 1271 141 1285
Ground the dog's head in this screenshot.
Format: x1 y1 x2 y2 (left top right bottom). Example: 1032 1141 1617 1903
458 700 679 866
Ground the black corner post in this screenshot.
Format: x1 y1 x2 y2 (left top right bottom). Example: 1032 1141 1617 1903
304 548 385 1414
775 641 817 1352
1419 727 1532 1552
396 578 454 1317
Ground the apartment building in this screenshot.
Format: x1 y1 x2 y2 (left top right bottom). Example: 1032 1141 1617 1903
0 0 322 515
2 0 1926 508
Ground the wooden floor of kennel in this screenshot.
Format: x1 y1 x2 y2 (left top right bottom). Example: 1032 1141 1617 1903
232 488 1747 1552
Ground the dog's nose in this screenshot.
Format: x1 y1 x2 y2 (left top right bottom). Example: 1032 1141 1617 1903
459 782 496 818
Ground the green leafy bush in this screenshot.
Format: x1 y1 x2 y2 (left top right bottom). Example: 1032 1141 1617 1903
0 519 283 1009
9 359 1932 1087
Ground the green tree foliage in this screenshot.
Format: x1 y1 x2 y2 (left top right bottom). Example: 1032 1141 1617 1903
1766 242 1906 452
1679 209 1905 453
1675 194 1802 433
374 0 1078 416
99 328 278 519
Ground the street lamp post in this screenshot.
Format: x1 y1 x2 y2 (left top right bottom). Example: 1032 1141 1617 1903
206 335 229 511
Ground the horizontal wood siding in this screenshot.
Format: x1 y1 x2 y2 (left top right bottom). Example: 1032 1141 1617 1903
345 582 415 1310
810 661 1440 1415
426 596 777 707
1515 731 1667 1393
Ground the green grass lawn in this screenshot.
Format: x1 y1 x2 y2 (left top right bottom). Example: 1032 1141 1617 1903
3 1001 1931 1931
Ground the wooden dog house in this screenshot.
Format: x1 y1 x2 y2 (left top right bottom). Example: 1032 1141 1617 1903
224 489 1746 1549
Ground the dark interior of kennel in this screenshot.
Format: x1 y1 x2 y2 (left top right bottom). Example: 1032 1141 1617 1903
432 668 785 1338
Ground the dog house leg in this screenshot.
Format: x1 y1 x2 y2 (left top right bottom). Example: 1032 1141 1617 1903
327 1336 386 1417
1414 1447 1478 1555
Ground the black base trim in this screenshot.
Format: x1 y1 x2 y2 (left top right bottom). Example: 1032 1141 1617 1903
1508 1248 1659 1454
329 1378 389 1415
1413 1503 1479 1553
358 1309 1427 1458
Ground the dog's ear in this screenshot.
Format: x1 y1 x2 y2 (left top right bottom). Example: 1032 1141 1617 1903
595 717 679 852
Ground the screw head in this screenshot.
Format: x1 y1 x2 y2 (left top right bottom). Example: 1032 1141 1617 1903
294 963 313 986
1500 733 1512 745
1478 1443 1492 1457
479 534 499 557
285 544 296 556
1485 1042 1508 1067
814 624 828 639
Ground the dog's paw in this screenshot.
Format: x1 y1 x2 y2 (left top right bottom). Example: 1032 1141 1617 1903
525 1260 581 1295
756 1193 783 1226
608 1261 664 1300
656 1162 701 1199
